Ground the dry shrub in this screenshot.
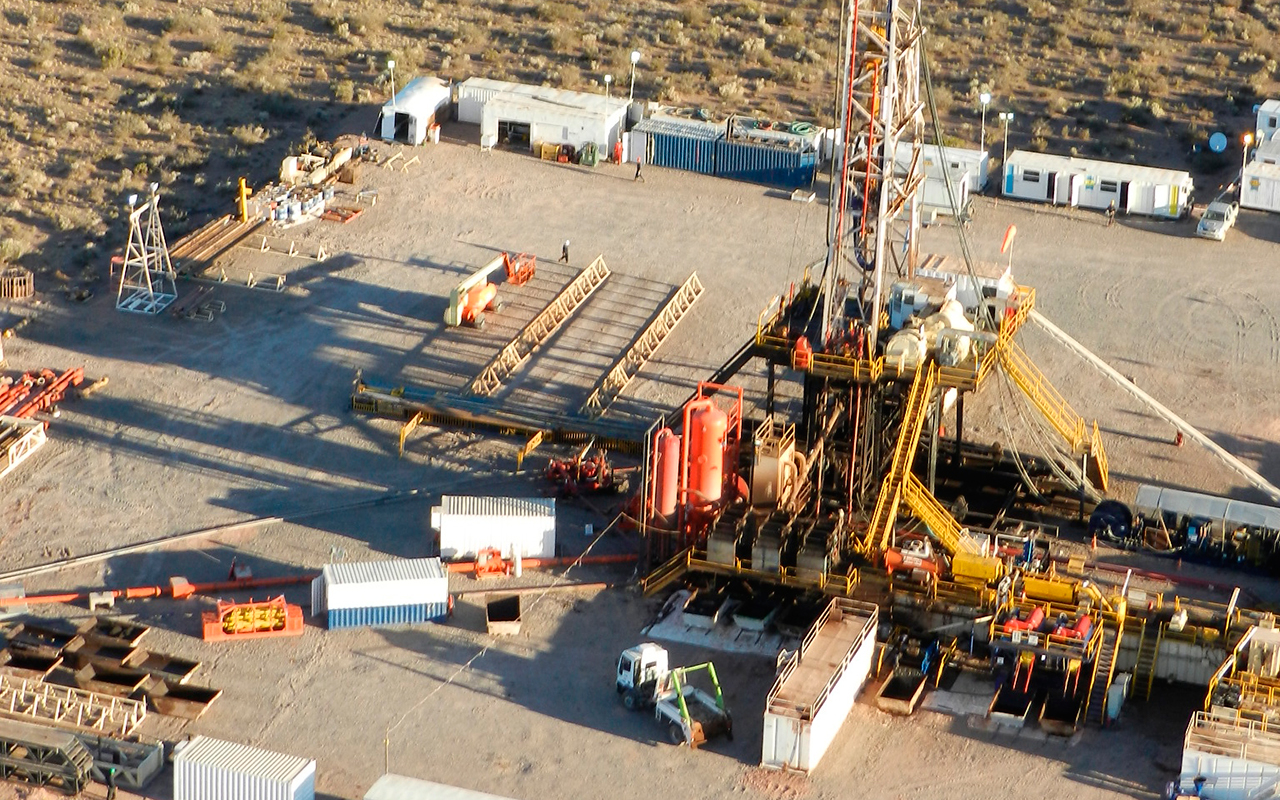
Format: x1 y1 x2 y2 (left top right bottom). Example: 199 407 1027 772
231 125 268 145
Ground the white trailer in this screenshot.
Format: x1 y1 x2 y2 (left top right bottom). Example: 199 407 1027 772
1257 99 1280 143
431 495 557 560
760 598 878 774
1181 711 1280 799
365 775 517 800
894 142 990 192
1002 150 1194 219
1242 160 1280 213
378 76 450 146
480 91 627 155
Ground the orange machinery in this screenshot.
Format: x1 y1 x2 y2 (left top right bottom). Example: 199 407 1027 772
201 595 305 642
444 252 536 328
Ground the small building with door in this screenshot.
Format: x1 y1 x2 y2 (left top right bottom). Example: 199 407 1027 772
377 76 451 146
1242 159 1280 214
456 77 629 157
1257 99 1280 143
894 142 990 193
1001 150 1194 219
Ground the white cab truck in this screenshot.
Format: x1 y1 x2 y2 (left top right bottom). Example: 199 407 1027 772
616 643 733 748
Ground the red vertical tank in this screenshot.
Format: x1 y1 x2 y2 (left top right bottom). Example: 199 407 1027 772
654 428 681 517
688 403 728 504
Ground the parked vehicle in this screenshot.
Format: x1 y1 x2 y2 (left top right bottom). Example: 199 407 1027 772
615 643 732 747
1196 200 1239 241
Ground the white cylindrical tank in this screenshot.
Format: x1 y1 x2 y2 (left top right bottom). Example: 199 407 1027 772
885 328 927 371
924 299 975 366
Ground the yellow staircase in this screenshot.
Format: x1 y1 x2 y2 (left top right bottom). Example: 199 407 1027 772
1083 622 1121 726
1133 621 1162 701
997 340 1109 493
862 365 938 555
902 473 982 555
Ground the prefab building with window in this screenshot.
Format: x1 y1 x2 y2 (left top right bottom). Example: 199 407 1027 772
1257 99 1280 143
1001 150 1194 218
377 77 451 146
894 143 990 193
1242 159 1280 214
479 92 629 156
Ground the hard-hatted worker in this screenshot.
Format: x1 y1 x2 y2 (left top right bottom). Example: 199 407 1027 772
106 767 118 800
560 240 570 264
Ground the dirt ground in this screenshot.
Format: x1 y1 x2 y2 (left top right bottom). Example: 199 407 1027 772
2 129 1279 799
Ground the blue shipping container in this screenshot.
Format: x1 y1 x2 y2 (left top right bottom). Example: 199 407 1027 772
327 602 450 630
715 139 817 189
634 118 720 176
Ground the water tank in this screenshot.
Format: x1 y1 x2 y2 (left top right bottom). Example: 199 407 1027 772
884 328 926 371
688 403 727 504
654 428 681 517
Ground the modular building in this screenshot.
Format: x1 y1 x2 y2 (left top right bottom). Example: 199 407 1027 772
365 774 517 800
894 142 990 193
173 736 315 800
480 92 628 155
760 598 878 774
1258 99 1280 143
378 77 451 146
1242 160 1280 214
310 558 449 629
1180 711 1280 800
431 496 556 560
1002 150 1194 218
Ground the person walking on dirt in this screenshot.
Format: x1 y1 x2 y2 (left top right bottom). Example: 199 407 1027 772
634 159 645 182
106 768 118 800
560 240 570 264
1105 200 1116 227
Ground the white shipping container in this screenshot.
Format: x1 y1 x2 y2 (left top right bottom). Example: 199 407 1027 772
760 598 878 774
173 736 315 800
893 142 990 192
432 496 556 560
311 558 448 615
365 774 518 800
1242 161 1280 213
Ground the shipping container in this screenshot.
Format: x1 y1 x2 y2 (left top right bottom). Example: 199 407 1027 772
1242 160 1280 213
173 736 315 800
633 118 720 175
365 774 517 800
1257 99 1280 143
311 558 449 624
431 496 556 560
327 602 450 630
760 598 878 775
1002 150 1194 218
715 138 817 189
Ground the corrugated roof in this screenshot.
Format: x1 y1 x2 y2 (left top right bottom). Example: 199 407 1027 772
366 774 516 800
323 558 446 586
485 91 628 120
1247 160 1280 179
174 736 314 783
459 77 628 116
1006 149 1192 185
440 496 555 518
633 117 723 141
383 76 450 114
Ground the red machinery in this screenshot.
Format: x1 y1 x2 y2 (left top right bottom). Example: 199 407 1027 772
545 442 628 497
445 252 536 329
201 596 305 642
503 252 536 287
883 535 941 584
474 548 511 578
1002 606 1045 634
1052 614 1093 640
3 367 83 423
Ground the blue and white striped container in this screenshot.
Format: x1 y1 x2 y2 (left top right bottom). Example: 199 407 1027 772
311 558 449 630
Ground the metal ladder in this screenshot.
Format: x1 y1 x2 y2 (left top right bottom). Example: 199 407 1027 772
469 256 611 396
862 364 937 555
1134 621 1162 701
901 473 981 556
1084 623 1120 726
582 272 704 417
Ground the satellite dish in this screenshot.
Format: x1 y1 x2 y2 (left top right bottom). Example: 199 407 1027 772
1209 132 1228 153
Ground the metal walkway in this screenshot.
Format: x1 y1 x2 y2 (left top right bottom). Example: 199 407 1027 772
0 675 146 737
469 256 611 397
1084 622 1120 726
582 272 704 418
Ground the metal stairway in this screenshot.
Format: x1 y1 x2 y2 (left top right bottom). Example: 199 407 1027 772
862 364 938 555
997 340 1109 492
902 473 981 555
1084 623 1120 726
1134 621 1162 701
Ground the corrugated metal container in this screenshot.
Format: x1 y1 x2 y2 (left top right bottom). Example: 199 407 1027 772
715 139 817 188
327 602 450 630
633 118 719 175
431 496 556 560
311 558 448 619
173 736 315 800
365 773 517 800
1243 160 1280 213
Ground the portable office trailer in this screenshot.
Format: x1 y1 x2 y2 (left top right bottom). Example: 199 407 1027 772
1243 160 1280 213
1002 150 1193 218
633 118 720 175
365 774 517 800
1258 99 1280 143
378 77 450 146
916 168 971 216
760 598 878 774
431 496 557 560
310 558 449 629
894 143 990 192
479 92 628 155
173 736 315 800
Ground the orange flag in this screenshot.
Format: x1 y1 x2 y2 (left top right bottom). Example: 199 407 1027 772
1000 224 1017 254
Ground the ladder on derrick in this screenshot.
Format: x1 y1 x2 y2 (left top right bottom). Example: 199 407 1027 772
1134 621 1162 701
998 340 1109 492
469 256 611 396
1084 623 1121 726
582 272 704 418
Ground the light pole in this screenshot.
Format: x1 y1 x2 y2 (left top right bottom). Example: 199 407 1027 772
979 92 991 149
1243 132 1255 181
387 59 397 110
604 73 613 98
628 50 641 104
999 111 1014 168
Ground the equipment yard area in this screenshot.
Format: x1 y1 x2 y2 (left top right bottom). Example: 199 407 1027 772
7 120 1280 800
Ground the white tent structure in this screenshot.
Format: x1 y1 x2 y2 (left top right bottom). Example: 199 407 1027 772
378 76 451 145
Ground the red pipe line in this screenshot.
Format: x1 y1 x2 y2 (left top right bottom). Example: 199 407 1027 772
445 553 636 574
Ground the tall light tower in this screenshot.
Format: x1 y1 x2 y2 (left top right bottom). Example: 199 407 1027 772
628 50 641 104
116 184 177 315
999 111 1014 168
979 91 991 149
387 59 397 109
604 73 613 98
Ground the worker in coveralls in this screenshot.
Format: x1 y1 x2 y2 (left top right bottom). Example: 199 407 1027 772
560 240 570 263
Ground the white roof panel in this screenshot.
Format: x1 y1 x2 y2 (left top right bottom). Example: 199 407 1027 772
440 496 555 518
1006 149 1192 186
322 558 445 586
175 736 314 783
382 76 450 115
460 78 628 117
365 775 516 800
